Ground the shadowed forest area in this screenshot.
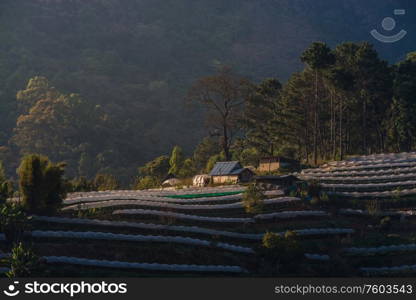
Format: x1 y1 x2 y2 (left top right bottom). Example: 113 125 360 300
0 0 416 186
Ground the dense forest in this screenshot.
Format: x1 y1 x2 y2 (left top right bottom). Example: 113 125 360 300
0 0 416 186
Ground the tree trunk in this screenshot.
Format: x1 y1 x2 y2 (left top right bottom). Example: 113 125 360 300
222 124 230 160
339 96 343 160
313 69 318 165
362 95 367 154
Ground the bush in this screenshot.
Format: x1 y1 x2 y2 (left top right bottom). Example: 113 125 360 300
239 147 260 167
262 231 301 254
0 181 13 204
242 183 265 214
262 232 283 249
138 155 170 180
136 176 161 190
177 158 197 178
205 152 225 173
307 180 322 199
193 137 221 172
6 243 43 278
77 207 99 218
310 197 321 206
0 203 30 243
379 216 392 231
0 161 13 204
68 176 94 192
320 192 330 203
18 154 66 214
366 199 381 217
284 230 297 240
93 173 119 191
259 231 303 275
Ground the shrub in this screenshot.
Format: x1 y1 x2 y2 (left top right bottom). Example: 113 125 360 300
77 207 98 218
193 137 221 172
393 188 402 202
262 231 301 254
300 190 309 201
0 161 13 204
259 231 303 275
379 216 392 231
205 152 225 173
0 203 30 243
136 176 161 190
18 154 66 214
6 243 43 278
296 182 310 202
0 181 13 204
284 230 297 239
283 230 301 254
310 197 321 206
307 180 322 199
0 160 6 184
239 147 260 167
242 183 265 214
289 190 297 197
139 155 170 180
93 173 119 191
262 232 283 249
68 176 94 192
177 158 197 178
320 192 330 203
366 199 381 217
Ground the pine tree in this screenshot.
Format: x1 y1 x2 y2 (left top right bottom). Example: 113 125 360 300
243 78 283 156
169 146 184 176
301 42 335 165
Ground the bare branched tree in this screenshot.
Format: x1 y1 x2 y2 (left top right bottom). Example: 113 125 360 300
188 66 253 160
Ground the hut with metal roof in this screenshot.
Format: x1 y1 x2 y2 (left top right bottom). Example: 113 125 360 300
209 161 255 184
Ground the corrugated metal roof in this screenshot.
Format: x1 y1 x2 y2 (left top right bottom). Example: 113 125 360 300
209 161 242 176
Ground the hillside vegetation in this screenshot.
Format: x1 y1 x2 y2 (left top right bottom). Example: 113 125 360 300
1 0 415 183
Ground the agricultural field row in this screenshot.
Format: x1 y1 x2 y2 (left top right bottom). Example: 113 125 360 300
303 161 416 173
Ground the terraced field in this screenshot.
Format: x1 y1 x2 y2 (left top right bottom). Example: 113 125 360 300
300 152 416 199
2 154 416 277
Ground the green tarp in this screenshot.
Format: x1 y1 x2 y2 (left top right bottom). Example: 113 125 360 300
165 191 242 199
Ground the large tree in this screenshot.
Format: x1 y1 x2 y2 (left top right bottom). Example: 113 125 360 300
11 77 105 178
325 66 355 160
352 43 392 153
387 56 416 151
188 67 253 160
243 78 283 156
301 42 335 165
192 137 221 172
280 71 316 163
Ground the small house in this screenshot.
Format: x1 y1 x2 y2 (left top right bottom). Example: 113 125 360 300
209 161 255 184
258 157 299 173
